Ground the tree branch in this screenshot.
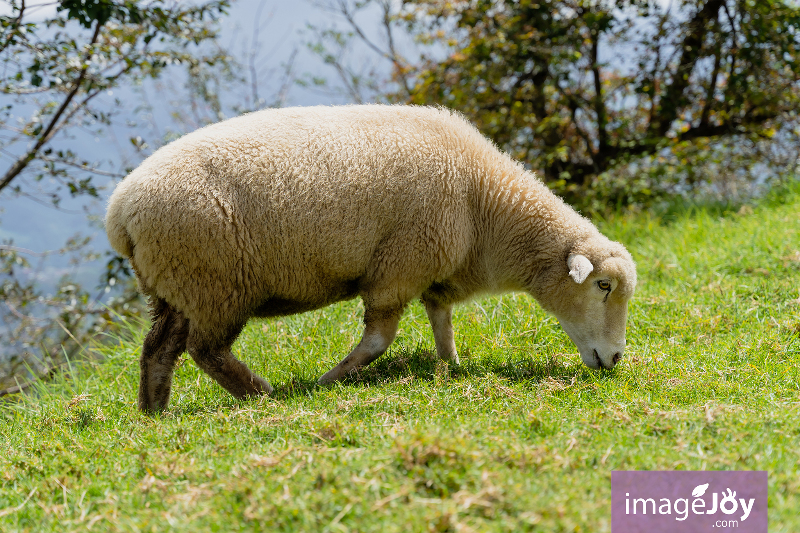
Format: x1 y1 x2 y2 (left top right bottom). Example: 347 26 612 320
379 0 412 97
273 48 298 107
647 0 724 138
646 11 668 128
332 0 411 96
721 2 738 115
554 83 597 164
0 0 26 55
699 47 721 128
553 113 776 187
247 1 267 109
37 155 125 179
0 20 102 194
590 30 608 156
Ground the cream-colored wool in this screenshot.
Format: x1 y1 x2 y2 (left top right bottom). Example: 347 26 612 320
106 104 637 412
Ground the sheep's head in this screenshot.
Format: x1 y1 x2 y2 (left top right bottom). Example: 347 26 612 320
541 239 637 370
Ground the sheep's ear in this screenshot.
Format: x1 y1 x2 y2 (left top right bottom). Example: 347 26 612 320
567 254 594 284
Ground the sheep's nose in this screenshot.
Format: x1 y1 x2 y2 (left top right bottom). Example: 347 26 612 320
611 352 621 366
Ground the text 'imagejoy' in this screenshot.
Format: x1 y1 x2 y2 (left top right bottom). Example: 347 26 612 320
611 471 767 533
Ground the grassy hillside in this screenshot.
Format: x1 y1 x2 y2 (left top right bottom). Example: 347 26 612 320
2 186 800 532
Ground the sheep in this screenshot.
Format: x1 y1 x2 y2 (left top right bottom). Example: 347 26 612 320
105 104 637 413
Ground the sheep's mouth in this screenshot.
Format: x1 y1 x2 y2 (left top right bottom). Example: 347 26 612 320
593 349 609 370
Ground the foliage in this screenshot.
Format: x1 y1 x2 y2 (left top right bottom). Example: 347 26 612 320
311 0 800 207
0 0 230 196
0 0 231 393
1 182 799 530
0 240 143 394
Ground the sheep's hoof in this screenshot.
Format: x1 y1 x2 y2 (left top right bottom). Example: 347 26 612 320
138 395 169 416
139 405 165 417
439 353 460 366
317 368 345 386
245 376 274 397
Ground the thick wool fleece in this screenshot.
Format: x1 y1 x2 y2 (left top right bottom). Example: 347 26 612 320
106 105 635 393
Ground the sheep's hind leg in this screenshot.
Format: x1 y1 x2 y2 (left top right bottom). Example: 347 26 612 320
139 299 190 414
423 299 460 364
318 307 401 385
187 327 273 400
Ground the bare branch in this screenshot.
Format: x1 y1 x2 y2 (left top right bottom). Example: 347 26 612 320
329 50 365 103
274 48 298 107
13 190 86 213
248 1 268 109
4 301 43 322
1 244 65 257
379 0 412 96
37 155 124 179
332 0 411 96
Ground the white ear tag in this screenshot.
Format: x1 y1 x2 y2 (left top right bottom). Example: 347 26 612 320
567 254 594 284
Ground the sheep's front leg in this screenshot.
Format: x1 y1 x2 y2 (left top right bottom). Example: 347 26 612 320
424 299 460 364
318 307 401 385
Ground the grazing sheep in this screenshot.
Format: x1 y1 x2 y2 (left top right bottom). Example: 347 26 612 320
106 104 637 413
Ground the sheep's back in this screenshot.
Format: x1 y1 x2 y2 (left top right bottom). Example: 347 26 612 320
106 106 482 324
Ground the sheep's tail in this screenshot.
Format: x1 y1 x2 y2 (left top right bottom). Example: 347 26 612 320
105 190 134 259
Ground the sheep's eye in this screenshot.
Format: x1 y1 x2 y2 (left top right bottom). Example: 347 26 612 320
597 280 611 292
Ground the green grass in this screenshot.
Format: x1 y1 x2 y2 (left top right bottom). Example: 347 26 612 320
2 186 800 532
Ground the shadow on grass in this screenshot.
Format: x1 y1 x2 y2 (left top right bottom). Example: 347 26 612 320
267 344 613 401
163 346 615 414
